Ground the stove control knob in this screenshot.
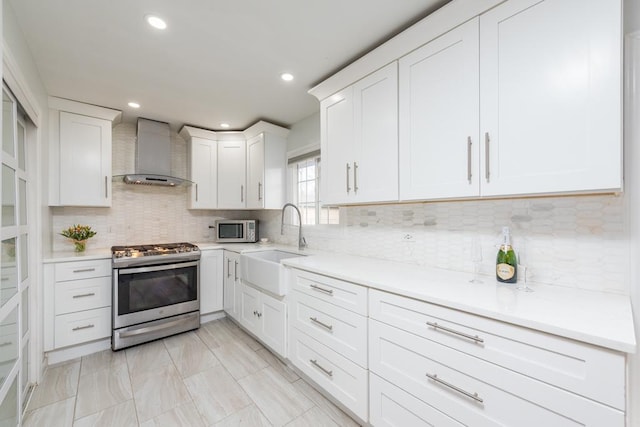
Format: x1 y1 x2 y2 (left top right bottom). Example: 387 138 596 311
125 250 132 257
185 247 191 252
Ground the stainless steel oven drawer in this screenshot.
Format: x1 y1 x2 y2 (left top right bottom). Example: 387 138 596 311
112 311 200 350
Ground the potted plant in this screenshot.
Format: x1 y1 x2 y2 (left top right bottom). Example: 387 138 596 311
60 224 97 252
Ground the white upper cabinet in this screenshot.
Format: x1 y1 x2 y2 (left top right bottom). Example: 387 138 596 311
320 62 398 205
479 0 622 196
48 97 121 207
311 0 622 203
320 87 354 205
399 18 480 201
217 134 247 209
244 122 289 209
181 126 218 209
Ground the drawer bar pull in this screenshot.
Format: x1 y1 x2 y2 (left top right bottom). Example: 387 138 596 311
310 284 333 296
0 342 12 347
72 292 96 299
72 324 95 331
426 321 484 344
310 359 333 377
309 317 333 331
72 268 96 273
426 373 484 403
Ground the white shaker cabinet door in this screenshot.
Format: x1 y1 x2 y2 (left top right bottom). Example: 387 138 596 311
399 18 480 201
59 112 112 206
217 138 247 209
189 137 217 209
246 134 265 209
352 62 398 203
223 251 240 320
320 87 354 205
479 0 622 196
200 250 223 314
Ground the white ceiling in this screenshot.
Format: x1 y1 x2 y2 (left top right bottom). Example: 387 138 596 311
9 0 449 130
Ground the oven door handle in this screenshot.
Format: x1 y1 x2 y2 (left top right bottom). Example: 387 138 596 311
117 260 200 274
117 316 195 339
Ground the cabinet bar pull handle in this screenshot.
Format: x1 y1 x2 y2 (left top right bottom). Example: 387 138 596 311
227 258 231 278
234 260 239 281
72 268 95 273
346 163 351 193
257 312 262 318
195 184 198 202
310 359 333 377
0 342 12 347
426 373 484 403
72 293 95 299
467 136 472 184
310 284 333 296
309 317 333 331
253 310 258 316
105 176 108 198
484 132 490 182
426 321 484 344
72 324 95 331
241 185 244 202
258 182 262 201
353 162 359 193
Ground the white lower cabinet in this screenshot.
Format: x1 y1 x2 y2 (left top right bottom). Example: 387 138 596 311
238 282 287 357
199 249 224 315
368 289 625 426
287 268 368 422
43 258 112 351
223 251 241 320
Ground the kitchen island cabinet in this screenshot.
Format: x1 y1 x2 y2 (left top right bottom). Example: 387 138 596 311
48 97 121 207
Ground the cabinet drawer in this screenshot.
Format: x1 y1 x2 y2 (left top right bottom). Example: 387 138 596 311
290 269 367 315
369 289 625 409
55 276 111 315
289 328 367 421
369 320 623 427
290 290 367 368
370 373 463 427
54 307 111 349
55 259 111 282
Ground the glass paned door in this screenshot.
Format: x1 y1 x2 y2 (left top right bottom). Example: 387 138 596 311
0 83 33 422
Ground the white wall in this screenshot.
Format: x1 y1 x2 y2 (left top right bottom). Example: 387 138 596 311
286 112 320 156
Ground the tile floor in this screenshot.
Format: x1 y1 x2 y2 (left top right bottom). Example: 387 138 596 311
23 318 361 427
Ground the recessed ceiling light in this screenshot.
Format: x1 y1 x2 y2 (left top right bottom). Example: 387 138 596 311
280 73 294 82
146 15 167 30
128 102 140 108
220 123 230 129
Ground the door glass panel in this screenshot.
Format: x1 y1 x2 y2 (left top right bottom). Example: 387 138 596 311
0 308 18 389
0 376 17 426
1 166 15 227
19 235 28 282
18 180 26 226
21 288 28 338
17 122 25 171
1 239 18 306
2 92 15 157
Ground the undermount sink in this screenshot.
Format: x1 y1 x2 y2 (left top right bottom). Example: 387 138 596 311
240 250 306 296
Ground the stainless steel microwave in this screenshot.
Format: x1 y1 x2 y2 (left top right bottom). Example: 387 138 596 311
215 219 258 243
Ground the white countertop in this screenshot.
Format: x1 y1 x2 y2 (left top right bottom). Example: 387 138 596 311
282 252 637 354
42 243 635 353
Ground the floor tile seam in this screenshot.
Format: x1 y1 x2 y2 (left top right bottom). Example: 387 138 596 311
142 399 207 427
72 398 136 423
283 405 324 427
122 350 143 427
70 359 82 422
293 378 359 427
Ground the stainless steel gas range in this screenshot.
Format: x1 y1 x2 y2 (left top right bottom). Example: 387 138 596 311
111 242 201 350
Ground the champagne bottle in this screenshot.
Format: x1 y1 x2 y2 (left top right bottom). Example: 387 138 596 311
496 226 517 283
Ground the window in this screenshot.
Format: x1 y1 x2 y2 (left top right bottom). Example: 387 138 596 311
291 154 339 225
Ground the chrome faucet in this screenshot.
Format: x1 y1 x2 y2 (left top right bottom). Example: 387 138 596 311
281 203 307 250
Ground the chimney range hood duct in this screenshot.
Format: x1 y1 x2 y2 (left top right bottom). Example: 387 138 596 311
121 118 188 186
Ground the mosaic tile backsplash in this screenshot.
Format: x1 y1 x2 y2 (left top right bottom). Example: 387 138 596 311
52 123 629 294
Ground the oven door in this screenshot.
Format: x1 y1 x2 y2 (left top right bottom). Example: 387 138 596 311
113 260 199 329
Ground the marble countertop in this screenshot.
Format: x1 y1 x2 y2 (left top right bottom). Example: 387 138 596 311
282 252 637 354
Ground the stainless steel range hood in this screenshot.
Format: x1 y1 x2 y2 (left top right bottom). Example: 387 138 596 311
121 118 188 186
